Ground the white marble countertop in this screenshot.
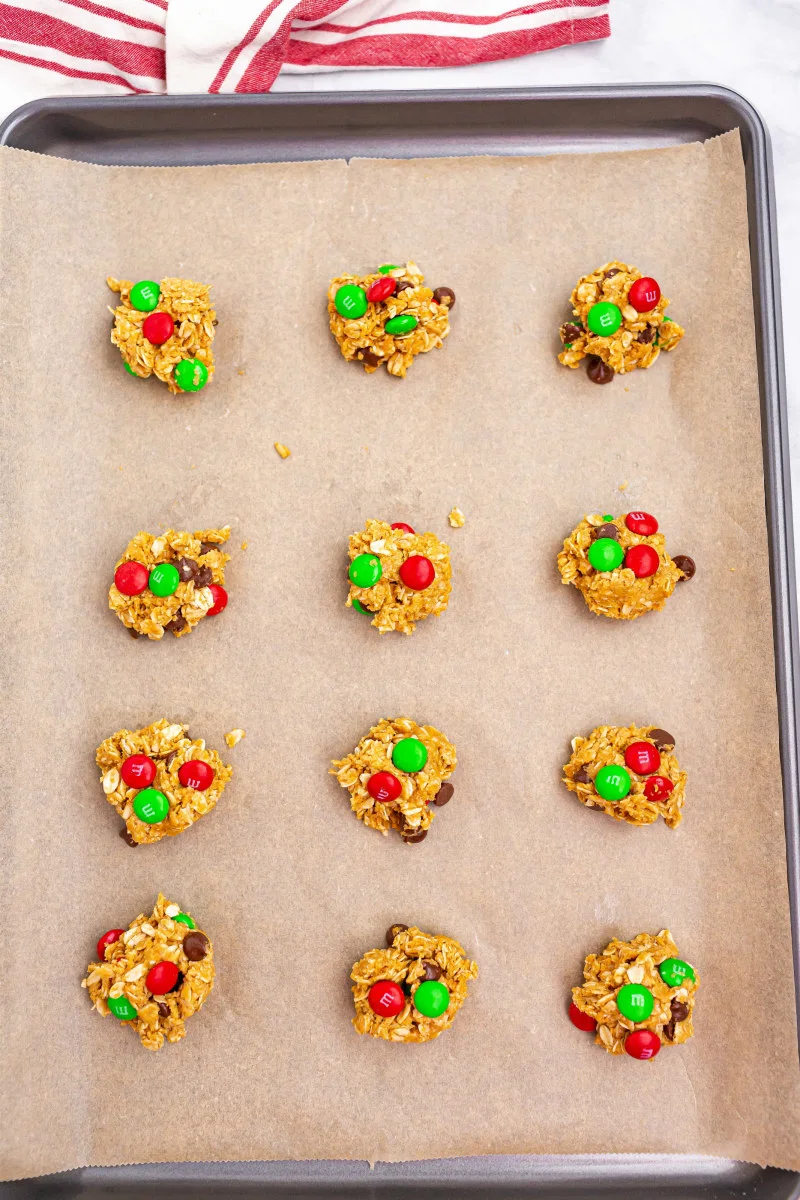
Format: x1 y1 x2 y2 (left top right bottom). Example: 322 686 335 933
272 0 800 566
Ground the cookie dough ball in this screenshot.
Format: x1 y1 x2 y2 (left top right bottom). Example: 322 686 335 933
328 261 454 378
82 893 214 1051
557 510 694 620
331 717 456 843
109 526 231 639
97 719 234 845
569 930 698 1059
346 519 452 635
351 924 477 1042
564 724 685 828
557 262 684 382
108 276 215 393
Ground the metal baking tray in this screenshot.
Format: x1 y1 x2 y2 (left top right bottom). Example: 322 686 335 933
1 85 797 1200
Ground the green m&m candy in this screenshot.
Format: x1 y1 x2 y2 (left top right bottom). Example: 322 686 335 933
659 958 696 988
349 553 382 589
352 598 371 615
378 264 398 274
129 280 160 312
616 983 654 1022
594 764 631 801
587 301 622 337
174 359 208 392
385 313 418 337
335 284 368 320
149 562 180 597
133 787 169 825
124 361 140 377
602 514 614 522
107 994 137 1021
392 737 428 774
588 537 624 572
173 913 196 930
413 979 450 1018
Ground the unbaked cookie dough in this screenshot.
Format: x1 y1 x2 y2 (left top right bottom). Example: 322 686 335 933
328 261 454 377
82 893 214 1051
557 510 695 620
331 717 456 843
564 724 685 828
346 519 452 635
569 929 698 1059
557 262 684 383
97 719 233 845
351 924 477 1042
109 526 231 639
108 276 215 393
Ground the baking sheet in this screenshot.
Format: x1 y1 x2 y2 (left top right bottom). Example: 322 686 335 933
0 130 798 1180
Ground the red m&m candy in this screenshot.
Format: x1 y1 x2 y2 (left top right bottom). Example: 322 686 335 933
366 277 397 303
399 555 435 591
96 929 125 960
628 277 661 313
121 754 157 788
568 1001 597 1032
114 561 149 596
625 512 658 536
146 960 180 995
368 980 405 1017
207 584 228 615
625 544 659 578
391 522 415 534
644 775 675 801
624 742 661 776
178 760 215 791
142 311 175 345
624 1029 661 1060
367 771 402 803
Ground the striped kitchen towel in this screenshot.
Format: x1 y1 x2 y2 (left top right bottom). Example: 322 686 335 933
0 1 610 98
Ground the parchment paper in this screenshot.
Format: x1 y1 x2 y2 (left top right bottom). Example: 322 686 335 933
1 130 798 1181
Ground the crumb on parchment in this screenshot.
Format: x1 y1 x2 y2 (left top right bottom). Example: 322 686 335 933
448 507 466 528
225 729 246 748
274 443 291 459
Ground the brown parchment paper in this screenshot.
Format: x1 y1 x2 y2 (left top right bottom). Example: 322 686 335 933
1 130 798 1180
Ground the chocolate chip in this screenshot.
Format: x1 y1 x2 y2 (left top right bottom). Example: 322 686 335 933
604 268 621 279
663 1018 676 1041
194 565 213 588
157 1002 170 1018
165 614 187 634
128 628 141 640
561 322 583 343
649 729 675 751
386 924 409 946
164 750 177 769
395 280 414 294
586 355 615 385
402 828 428 844
432 286 456 309
176 556 198 582
169 971 184 993
590 523 619 541
637 325 656 344
670 999 690 1023
422 961 442 981
199 542 217 555
357 348 381 368
433 782 454 807
673 555 696 581
119 828 138 847
183 931 209 961
573 767 592 784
